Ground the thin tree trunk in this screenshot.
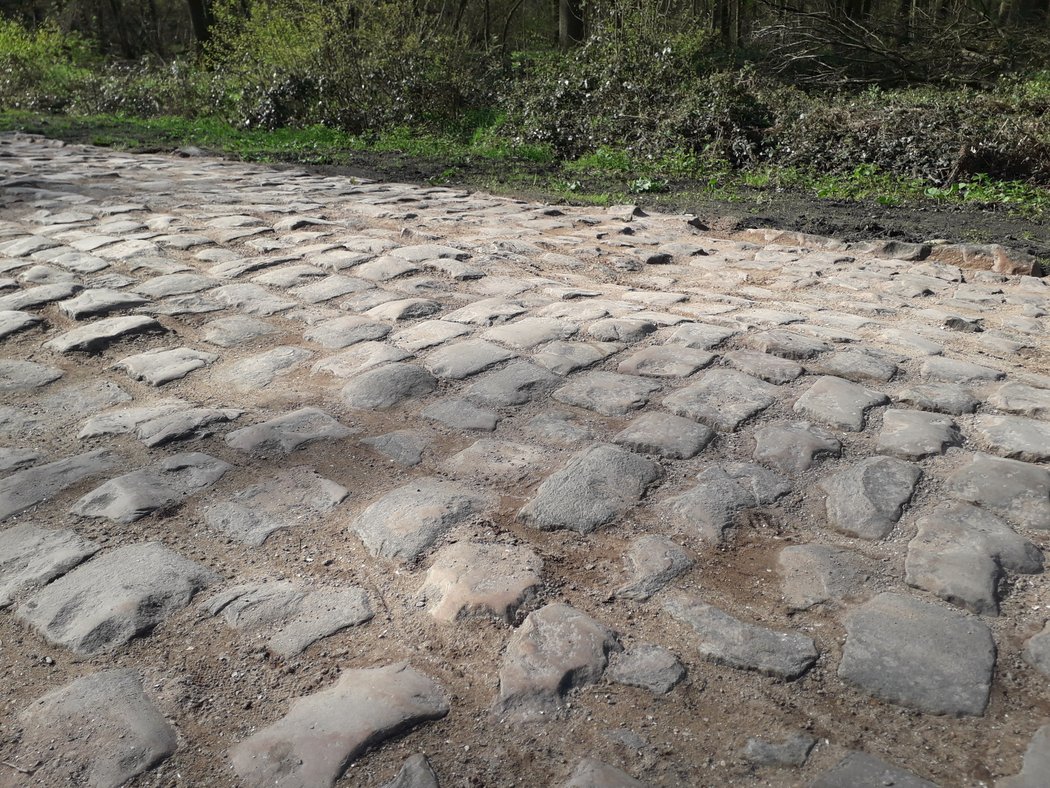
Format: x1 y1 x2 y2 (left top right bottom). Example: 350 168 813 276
186 0 212 46
559 0 584 50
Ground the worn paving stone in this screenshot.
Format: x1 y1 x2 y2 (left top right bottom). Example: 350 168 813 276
617 345 714 378
351 479 493 563
0 523 98 608
229 663 449 788
613 411 713 460
999 724 1050 788
134 272 215 298
0 449 117 520
0 282 81 311
17 541 219 655
423 339 516 380
72 452 231 523
312 341 410 378
446 438 546 485
753 422 841 475
0 309 40 339
45 314 165 353
496 603 621 719
723 350 802 384
0 447 41 471
664 369 776 431
0 359 62 391
381 754 440 788
484 316 577 349
421 397 500 431
920 356 1005 384
821 456 921 539
777 544 871 611
663 463 791 543
12 669 177 788
614 535 694 601
362 429 429 466
519 444 661 533
462 360 559 407
364 297 442 321
811 752 937 788
225 407 352 454
562 759 648 788
946 453 1050 531
553 371 662 416
533 339 623 375
418 541 543 623
207 580 373 656
587 318 657 343
1023 622 1050 677
303 315 391 348
204 466 348 545
664 592 817 679
905 501 1042 615
605 644 686 694
667 322 737 349
210 283 296 315
806 350 898 383
201 314 278 347
213 346 312 390
987 381 1050 419
58 287 147 319
115 346 218 385
976 414 1050 462
136 406 242 447
391 319 472 351
342 363 437 409
895 382 979 415
742 733 816 768
746 329 830 360
877 409 962 459
838 592 995 716
793 375 888 431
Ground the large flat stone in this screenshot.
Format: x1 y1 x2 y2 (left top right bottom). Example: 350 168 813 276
663 463 791 543
999 724 1050 788
44 315 165 353
777 544 871 611
213 346 312 390
563 759 648 787
838 592 995 716
17 542 219 655
207 580 373 656
615 535 694 601
445 438 546 485
0 449 117 520
230 663 449 788
553 371 662 416
424 339 516 379
753 422 841 475
58 287 147 318
115 346 218 386
418 541 543 623
976 415 1050 463
303 315 391 348
946 453 1050 531
71 452 230 523
533 340 622 375
464 360 560 406
341 363 437 409
136 406 243 447
13 669 177 788
811 752 936 788
350 479 493 563
663 369 776 431
225 407 352 454
0 359 62 391
519 444 661 533
987 381 1050 420
793 375 888 431
617 345 714 378
664 592 817 679
204 466 348 545
877 409 962 459
905 501 1042 615
613 411 713 460
496 603 621 719
0 523 98 608
821 457 921 539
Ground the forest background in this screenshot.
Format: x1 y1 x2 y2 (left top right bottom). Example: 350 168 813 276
3 0 1050 244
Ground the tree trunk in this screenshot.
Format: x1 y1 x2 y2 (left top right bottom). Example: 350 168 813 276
559 0 584 50
186 0 212 46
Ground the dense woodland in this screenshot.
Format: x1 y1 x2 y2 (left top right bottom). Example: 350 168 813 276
3 0 1050 191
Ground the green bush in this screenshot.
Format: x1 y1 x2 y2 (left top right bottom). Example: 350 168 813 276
0 17 96 111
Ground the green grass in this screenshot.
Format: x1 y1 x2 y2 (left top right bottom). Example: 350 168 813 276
2 110 1048 218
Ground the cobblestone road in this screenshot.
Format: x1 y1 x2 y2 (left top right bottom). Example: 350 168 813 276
0 133 1048 787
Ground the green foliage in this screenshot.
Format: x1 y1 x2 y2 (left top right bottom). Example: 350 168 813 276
0 18 95 111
